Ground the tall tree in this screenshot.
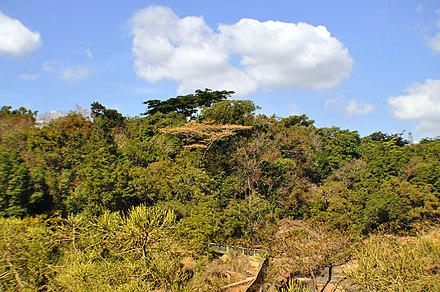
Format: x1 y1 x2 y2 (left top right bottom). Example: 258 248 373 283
197 100 259 125
142 89 234 118
91 102 125 130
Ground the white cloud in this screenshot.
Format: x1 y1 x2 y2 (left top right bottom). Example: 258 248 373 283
389 79 440 136
326 96 374 116
130 6 352 95
0 11 41 57
428 9 440 53
43 60 61 73
437 9 440 27
18 73 40 81
286 103 300 115
429 33 440 53
58 65 90 81
42 60 90 82
345 100 374 116
325 97 342 108
86 48 93 60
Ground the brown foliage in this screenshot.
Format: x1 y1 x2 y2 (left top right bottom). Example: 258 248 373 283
160 121 252 149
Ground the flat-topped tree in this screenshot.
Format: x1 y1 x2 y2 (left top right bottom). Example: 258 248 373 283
142 89 235 118
160 122 252 149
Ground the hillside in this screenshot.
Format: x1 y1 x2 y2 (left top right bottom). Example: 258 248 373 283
0 92 439 291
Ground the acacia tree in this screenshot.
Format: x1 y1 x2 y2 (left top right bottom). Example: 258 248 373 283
159 122 252 149
142 89 234 118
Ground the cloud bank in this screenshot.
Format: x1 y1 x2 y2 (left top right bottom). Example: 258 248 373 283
130 6 352 95
0 11 41 57
389 79 440 136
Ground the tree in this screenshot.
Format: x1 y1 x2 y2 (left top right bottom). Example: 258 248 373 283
358 177 437 233
273 222 353 292
159 121 252 149
90 102 125 130
279 114 315 128
197 99 259 125
310 128 361 183
0 106 36 145
365 131 407 146
25 112 93 213
142 89 234 118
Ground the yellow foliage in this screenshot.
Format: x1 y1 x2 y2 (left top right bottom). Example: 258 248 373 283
160 121 252 148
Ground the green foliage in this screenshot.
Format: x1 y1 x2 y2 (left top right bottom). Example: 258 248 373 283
365 130 407 146
221 194 274 242
0 100 438 237
90 102 125 134
143 88 234 118
1 98 440 290
347 232 440 291
358 177 439 233
178 196 222 246
279 114 315 128
280 278 314 292
51 205 192 291
309 180 357 231
0 106 36 145
198 99 259 125
0 205 194 291
310 128 361 183
0 146 51 217
0 216 56 291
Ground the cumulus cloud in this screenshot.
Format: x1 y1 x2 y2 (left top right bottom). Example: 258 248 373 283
130 6 352 95
58 65 90 81
0 11 41 57
389 79 440 136
326 96 374 116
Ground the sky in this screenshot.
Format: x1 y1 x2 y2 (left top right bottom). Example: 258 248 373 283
1 0 440 141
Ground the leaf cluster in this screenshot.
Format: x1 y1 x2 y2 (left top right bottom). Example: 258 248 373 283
142 88 234 118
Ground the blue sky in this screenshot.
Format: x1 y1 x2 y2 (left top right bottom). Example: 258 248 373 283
1 1 439 140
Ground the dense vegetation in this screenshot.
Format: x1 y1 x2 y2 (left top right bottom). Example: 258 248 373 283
1 90 439 291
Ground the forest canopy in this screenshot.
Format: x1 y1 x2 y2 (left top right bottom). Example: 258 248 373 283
1 89 438 228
